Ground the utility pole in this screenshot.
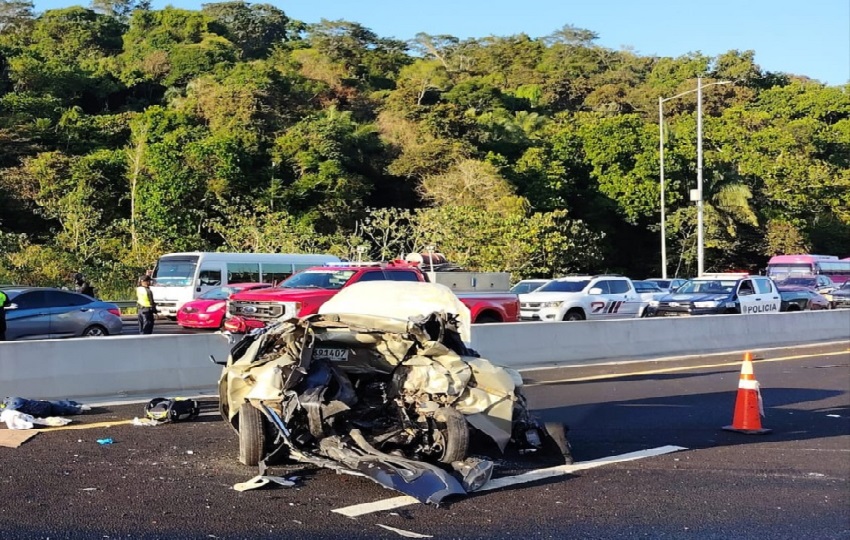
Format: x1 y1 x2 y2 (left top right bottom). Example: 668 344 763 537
696 76 704 276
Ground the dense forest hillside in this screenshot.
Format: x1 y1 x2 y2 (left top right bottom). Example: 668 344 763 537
1 0 848 297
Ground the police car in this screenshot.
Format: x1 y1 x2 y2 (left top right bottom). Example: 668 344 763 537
652 273 781 316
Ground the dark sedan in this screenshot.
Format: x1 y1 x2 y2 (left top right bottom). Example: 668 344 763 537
2 287 123 340
826 281 850 309
775 275 835 294
777 285 830 312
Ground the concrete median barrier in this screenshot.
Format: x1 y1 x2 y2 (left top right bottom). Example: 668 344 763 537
0 333 231 401
0 311 848 401
470 310 850 368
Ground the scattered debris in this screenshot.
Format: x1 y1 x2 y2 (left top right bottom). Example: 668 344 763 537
145 398 199 423
132 417 162 427
1 397 89 416
0 429 38 448
1 409 72 430
96 438 114 445
1 409 35 430
233 475 295 492
376 524 433 538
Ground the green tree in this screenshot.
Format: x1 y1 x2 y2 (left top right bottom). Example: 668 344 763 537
201 1 289 59
273 107 382 230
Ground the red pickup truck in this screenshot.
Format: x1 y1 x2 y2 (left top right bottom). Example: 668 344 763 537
225 261 519 329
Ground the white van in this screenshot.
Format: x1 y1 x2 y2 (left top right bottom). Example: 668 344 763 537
150 252 340 318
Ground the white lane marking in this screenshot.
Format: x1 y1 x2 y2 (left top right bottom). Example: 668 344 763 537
517 341 850 373
332 445 687 518
376 524 433 538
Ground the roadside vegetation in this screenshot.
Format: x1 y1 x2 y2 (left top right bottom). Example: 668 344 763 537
1 1 848 299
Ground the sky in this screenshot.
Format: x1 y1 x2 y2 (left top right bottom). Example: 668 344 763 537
33 0 850 86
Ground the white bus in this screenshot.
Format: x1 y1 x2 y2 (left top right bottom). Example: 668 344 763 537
150 252 341 317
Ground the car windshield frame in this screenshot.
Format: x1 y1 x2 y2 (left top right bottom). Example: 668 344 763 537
676 279 738 295
279 270 357 290
536 280 591 293
634 282 662 292
778 277 818 288
152 256 199 287
510 281 548 294
198 286 239 300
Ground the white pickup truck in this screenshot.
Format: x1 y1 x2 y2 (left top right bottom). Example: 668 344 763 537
519 275 649 321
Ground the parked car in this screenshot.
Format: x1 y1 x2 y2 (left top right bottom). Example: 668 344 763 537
1 287 123 340
632 280 668 316
509 279 551 294
777 285 830 311
643 278 688 293
825 280 850 309
774 275 836 294
652 274 781 317
519 275 648 321
176 282 272 329
226 260 519 328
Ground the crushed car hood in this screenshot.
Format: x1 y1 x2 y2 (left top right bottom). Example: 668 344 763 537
319 281 472 344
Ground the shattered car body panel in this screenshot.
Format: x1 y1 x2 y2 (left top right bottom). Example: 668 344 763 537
219 308 559 505
318 281 473 344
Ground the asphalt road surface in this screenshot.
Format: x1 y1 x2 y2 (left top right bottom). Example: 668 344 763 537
1 341 848 539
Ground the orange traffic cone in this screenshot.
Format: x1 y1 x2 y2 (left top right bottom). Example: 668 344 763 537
722 352 772 434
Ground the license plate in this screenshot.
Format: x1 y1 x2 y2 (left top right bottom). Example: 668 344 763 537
313 347 349 361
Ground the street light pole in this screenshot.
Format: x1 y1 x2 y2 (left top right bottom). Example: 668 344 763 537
659 77 731 278
696 76 705 277
658 96 667 279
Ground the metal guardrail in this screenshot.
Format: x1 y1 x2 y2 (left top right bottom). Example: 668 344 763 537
108 301 136 313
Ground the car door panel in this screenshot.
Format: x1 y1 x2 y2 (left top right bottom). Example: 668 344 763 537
737 280 761 314
616 281 643 317
47 290 95 337
6 291 51 340
754 278 781 313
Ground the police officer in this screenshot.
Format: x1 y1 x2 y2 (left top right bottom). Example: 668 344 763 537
0 288 9 341
136 275 157 335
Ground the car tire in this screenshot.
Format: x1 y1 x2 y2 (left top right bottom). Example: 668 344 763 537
475 314 500 324
82 324 108 337
238 404 265 467
563 309 585 322
434 407 469 464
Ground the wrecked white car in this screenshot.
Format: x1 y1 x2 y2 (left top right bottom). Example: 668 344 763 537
218 282 570 504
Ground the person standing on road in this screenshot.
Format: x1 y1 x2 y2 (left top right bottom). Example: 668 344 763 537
73 272 95 297
136 275 157 335
0 288 9 341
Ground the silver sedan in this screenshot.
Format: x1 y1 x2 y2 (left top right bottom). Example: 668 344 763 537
2 287 123 340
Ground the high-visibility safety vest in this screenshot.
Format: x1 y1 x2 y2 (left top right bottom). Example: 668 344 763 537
136 286 153 308
0 290 7 307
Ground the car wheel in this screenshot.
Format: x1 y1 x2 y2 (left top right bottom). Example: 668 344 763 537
238 404 266 467
82 324 108 337
563 309 585 322
475 314 500 324
434 407 469 464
